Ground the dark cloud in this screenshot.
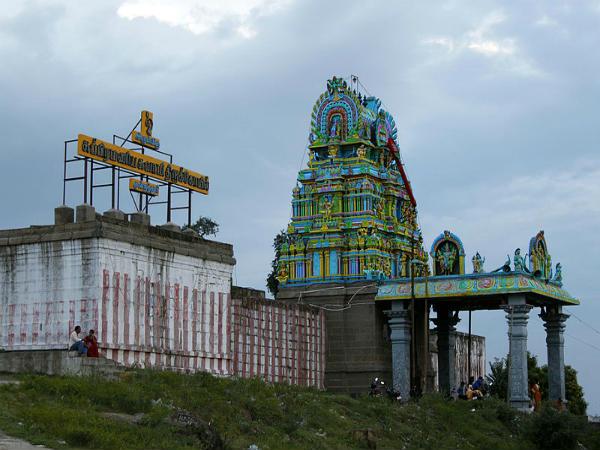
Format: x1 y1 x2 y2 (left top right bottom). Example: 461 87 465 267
1 0 599 412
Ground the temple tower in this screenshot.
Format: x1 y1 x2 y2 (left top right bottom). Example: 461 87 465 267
277 77 428 393
276 77 427 287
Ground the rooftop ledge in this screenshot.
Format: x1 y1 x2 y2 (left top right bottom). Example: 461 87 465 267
375 271 579 306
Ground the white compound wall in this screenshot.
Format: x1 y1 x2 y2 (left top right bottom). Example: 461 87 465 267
0 237 234 374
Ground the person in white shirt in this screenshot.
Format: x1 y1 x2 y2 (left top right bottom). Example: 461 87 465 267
69 325 87 355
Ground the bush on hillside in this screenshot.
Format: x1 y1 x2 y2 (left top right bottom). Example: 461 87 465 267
524 405 585 450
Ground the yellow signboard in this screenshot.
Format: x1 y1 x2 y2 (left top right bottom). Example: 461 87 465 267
141 110 153 137
77 134 209 195
131 110 160 149
129 178 159 196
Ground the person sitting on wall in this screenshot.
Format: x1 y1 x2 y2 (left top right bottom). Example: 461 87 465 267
450 387 459 401
472 376 486 395
84 329 99 358
69 325 87 356
466 384 483 400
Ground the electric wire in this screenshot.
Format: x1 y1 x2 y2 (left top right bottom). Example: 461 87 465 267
296 283 378 311
570 312 600 337
566 332 600 354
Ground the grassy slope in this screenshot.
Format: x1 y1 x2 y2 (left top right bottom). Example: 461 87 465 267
0 371 597 450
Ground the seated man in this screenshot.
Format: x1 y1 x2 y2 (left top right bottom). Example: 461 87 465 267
472 376 485 394
69 325 87 356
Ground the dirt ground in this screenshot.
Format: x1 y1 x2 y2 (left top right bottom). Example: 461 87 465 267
0 431 52 450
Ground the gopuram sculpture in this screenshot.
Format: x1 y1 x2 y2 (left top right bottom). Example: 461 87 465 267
276 77 580 413
276 76 427 285
472 252 485 273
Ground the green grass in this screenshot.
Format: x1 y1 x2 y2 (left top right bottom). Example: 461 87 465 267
0 371 598 450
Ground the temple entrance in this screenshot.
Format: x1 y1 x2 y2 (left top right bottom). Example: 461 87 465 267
378 230 576 410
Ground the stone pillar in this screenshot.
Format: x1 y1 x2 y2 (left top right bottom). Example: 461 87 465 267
104 209 127 221
54 205 74 225
384 302 411 401
540 306 569 402
432 307 460 396
130 212 151 226
504 296 532 411
76 204 96 223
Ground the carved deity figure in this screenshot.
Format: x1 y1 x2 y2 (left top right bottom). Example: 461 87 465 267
321 197 333 222
401 202 416 227
545 253 552 279
513 248 526 272
531 241 546 273
328 145 338 158
357 144 367 159
437 242 457 275
276 264 288 283
554 263 562 283
376 200 385 220
472 252 485 273
383 258 391 277
358 117 371 140
400 254 408 277
329 116 341 140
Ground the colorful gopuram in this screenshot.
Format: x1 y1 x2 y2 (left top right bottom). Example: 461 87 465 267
277 76 428 286
277 77 578 408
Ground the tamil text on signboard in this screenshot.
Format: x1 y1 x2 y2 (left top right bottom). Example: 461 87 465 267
77 134 209 194
129 179 159 196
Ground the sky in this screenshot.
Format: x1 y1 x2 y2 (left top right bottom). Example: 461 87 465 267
1 0 599 413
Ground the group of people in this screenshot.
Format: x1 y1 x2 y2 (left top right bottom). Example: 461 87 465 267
68 325 99 357
452 376 488 401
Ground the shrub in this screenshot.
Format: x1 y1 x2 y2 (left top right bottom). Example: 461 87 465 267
524 405 585 450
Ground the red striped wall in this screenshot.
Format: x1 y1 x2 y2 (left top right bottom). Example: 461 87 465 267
229 298 325 389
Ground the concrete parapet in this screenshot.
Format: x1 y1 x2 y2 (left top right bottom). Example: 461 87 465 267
0 210 235 266
182 227 197 237
0 350 123 379
160 222 181 233
76 204 96 223
54 205 74 225
104 209 127 221
130 212 151 226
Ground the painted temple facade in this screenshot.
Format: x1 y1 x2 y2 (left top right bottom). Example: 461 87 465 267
277 77 428 286
276 77 578 410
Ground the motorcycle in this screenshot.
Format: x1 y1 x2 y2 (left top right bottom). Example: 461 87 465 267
369 377 402 402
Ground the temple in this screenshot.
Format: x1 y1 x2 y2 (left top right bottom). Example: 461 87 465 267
278 77 579 410
276 76 428 286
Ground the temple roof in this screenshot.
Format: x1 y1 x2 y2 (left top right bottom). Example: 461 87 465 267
375 271 579 307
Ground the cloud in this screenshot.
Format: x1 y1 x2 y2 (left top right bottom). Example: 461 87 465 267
534 15 559 28
466 39 515 56
420 157 600 259
422 10 543 77
116 0 291 38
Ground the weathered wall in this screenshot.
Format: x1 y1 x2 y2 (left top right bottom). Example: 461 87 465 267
278 284 487 394
428 331 486 391
0 215 235 374
0 212 326 387
0 239 100 350
96 239 233 373
231 298 325 388
277 283 391 394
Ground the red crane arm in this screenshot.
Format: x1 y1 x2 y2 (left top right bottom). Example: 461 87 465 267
387 138 417 208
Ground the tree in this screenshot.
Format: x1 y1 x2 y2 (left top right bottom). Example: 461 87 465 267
266 230 290 297
486 352 587 415
564 365 587 415
487 357 508 399
189 216 219 238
